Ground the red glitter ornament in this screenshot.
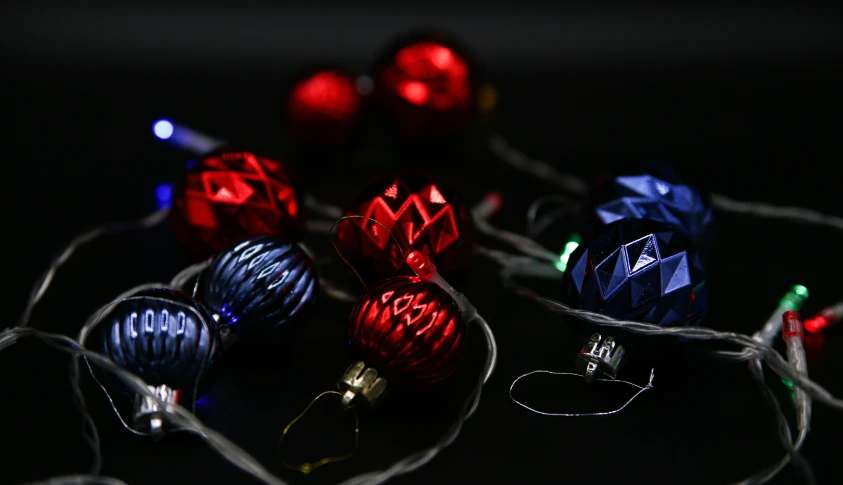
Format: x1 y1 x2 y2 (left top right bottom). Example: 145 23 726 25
286 68 363 145
171 150 305 259
373 33 478 139
347 276 466 390
336 173 475 282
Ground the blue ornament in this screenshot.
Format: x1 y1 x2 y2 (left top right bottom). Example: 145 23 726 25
562 218 708 326
201 235 318 339
585 174 713 253
99 288 222 399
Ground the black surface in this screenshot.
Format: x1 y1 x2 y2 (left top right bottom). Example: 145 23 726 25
4 3 843 485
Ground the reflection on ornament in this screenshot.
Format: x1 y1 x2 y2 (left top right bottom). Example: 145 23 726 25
337 173 474 281
373 34 477 139
585 174 713 254
287 68 363 145
171 150 305 259
347 276 465 393
99 288 222 437
201 235 318 339
563 218 708 326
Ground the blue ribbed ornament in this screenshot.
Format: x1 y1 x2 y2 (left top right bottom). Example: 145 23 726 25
563 218 708 327
201 235 318 338
585 174 713 253
99 288 222 399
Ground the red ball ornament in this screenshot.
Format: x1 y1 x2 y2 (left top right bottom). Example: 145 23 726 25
373 33 478 139
347 276 466 390
336 173 475 282
286 68 363 145
171 150 305 259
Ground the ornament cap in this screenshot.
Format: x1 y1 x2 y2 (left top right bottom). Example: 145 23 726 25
576 333 626 383
337 362 388 408
133 384 180 440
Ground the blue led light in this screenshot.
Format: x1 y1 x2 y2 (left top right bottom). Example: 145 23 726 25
153 119 174 140
155 183 174 209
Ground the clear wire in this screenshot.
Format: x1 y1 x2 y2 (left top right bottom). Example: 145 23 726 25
525 195 578 239
17 207 171 328
491 133 843 232
18 475 131 485
510 368 655 417
472 202 558 263
711 194 843 232
489 134 590 196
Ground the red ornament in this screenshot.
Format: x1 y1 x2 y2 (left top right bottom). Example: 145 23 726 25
171 150 305 259
348 276 466 390
373 34 477 139
286 68 363 145
336 173 475 282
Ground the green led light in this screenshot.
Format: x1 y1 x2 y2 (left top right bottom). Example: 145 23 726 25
781 377 794 390
779 284 809 311
791 285 809 298
555 233 581 273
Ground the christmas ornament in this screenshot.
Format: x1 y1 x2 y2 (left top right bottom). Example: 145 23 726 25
99 288 222 436
345 274 466 393
276 250 492 474
583 174 713 254
562 218 708 380
285 67 364 145
171 150 305 259
336 172 475 282
200 235 318 341
372 32 478 139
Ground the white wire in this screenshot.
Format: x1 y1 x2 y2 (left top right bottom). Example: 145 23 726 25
17 208 171 328
17 475 131 485
489 135 590 196
711 194 843 232
492 133 843 232
510 368 655 417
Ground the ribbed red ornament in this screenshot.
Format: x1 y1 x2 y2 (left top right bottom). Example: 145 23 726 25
348 276 466 390
336 173 474 282
373 34 477 139
287 68 363 145
171 150 305 259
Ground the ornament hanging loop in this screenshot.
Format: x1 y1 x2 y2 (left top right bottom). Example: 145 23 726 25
329 215 407 288
277 390 360 474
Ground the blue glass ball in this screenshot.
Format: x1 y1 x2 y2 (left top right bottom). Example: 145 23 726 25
201 235 318 338
562 218 708 326
99 288 222 398
585 174 713 252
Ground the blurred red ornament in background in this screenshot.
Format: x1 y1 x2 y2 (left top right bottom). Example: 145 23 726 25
348 276 466 390
373 34 477 139
287 68 363 145
171 151 305 259
336 173 475 282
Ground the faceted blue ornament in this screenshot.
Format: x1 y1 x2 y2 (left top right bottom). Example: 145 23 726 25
562 218 708 326
201 235 318 338
99 288 222 399
585 174 713 253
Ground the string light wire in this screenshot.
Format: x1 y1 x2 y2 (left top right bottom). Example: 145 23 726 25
490 134 843 232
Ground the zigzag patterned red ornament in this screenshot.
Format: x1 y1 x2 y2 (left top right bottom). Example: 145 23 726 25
337 173 474 281
171 150 305 259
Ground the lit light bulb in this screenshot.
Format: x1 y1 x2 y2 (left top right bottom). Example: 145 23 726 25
153 119 174 140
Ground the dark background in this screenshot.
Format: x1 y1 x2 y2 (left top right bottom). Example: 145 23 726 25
4 2 843 484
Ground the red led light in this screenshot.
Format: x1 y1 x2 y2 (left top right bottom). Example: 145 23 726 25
336 174 475 282
804 308 838 333
374 36 477 139
781 310 804 340
406 250 436 281
171 151 304 259
287 69 362 145
347 276 465 390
